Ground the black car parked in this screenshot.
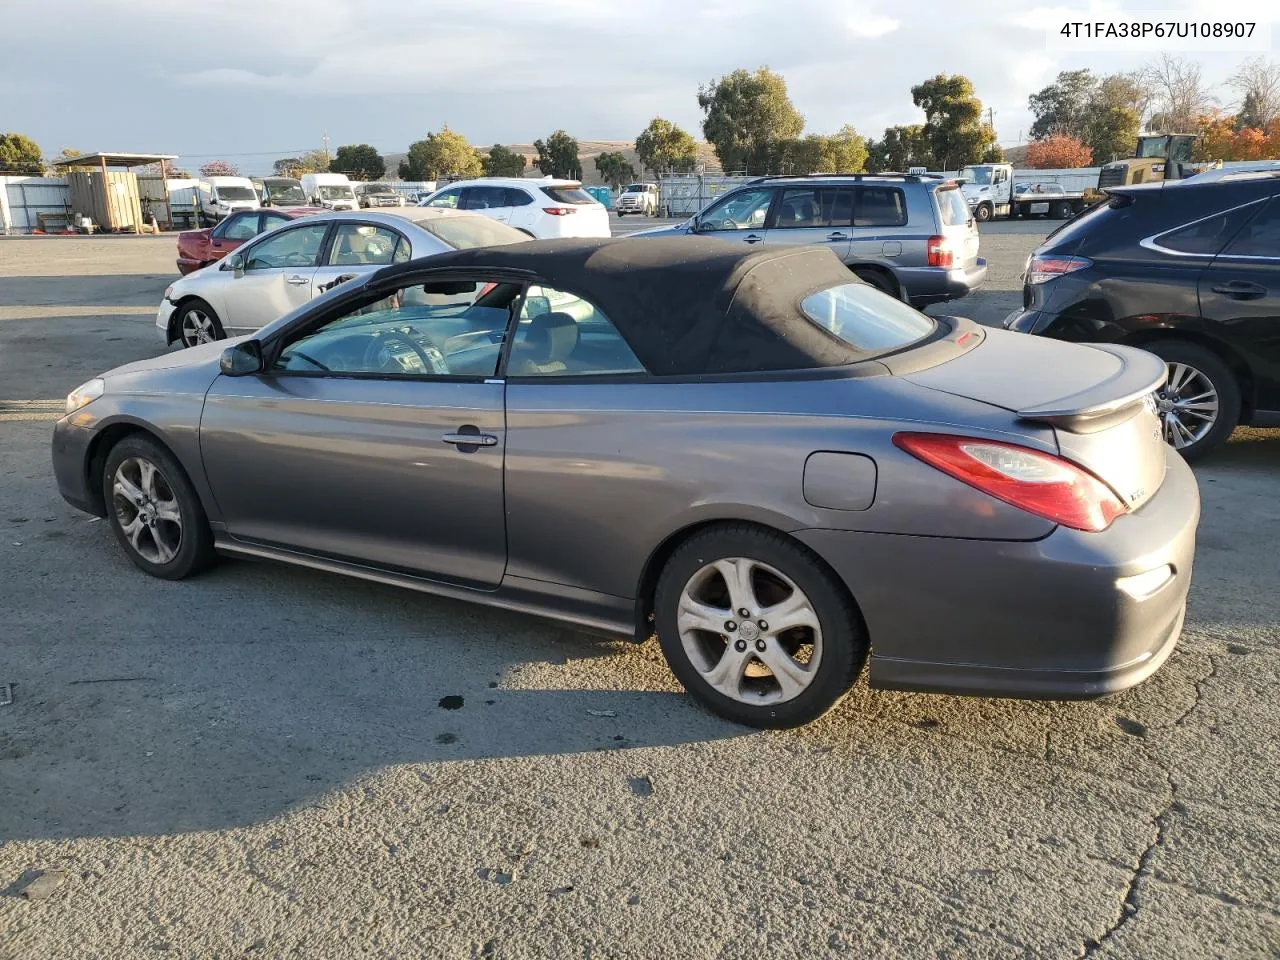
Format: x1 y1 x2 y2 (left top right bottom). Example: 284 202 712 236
1005 171 1280 459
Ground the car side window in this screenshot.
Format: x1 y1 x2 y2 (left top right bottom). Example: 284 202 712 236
425 187 463 209
273 278 525 378
1155 205 1258 255
222 214 259 241
464 186 511 210
260 213 290 232
1217 199 1280 259
700 188 773 231
328 224 406 266
244 223 331 271
507 285 646 377
772 188 851 229
506 188 534 207
854 187 908 227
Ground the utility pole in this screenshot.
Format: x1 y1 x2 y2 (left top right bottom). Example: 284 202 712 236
322 129 331 165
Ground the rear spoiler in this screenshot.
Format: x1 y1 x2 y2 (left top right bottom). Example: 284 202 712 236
1017 344 1166 433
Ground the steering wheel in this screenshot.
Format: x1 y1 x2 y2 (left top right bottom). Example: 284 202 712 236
364 330 448 375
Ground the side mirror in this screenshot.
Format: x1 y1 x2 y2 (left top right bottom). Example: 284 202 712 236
219 340 264 376
230 254 245 278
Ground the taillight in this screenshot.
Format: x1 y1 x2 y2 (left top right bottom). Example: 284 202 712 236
926 235 955 268
1026 254 1091 284
542 207 575 216
892 432 1127 532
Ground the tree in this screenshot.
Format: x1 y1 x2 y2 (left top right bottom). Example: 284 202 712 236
1024 135 1093 169
273 157 302 176
1028 69 1097 141
634 117 699 175
776 125 868 175
1142 54 1216 132
698 67 804 175
199 160 240 177
594 151 636 189
1228 57 1280 131
865 125 935 172
533 130 582 179
0 133 44 175
299 148 331 174
1082 74 1142 162
480 144 527 177
399 126 482 181
331 144 384 181
910 74 996 170
982 143 1006 163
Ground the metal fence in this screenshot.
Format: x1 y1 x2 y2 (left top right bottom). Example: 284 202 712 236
1 176 72 233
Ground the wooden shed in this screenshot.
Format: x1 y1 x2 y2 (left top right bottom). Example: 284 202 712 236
51 152 178 232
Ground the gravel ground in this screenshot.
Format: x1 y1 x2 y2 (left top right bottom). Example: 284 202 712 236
1 227 1278 959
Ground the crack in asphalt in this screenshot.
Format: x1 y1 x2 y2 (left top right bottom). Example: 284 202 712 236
1170 655 1218 729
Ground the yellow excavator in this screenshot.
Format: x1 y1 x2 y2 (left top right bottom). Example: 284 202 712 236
1096 134 1210 188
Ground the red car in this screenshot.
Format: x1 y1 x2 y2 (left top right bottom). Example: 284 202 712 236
175 207 324 274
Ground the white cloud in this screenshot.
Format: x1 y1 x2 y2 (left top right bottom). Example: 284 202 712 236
846 13 900 39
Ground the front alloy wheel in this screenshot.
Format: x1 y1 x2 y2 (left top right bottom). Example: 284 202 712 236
112 457 184 564
180 305 218 347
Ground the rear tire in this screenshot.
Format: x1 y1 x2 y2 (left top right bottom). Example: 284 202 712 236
1052 201 1072 219
852 267 898 298
102 434 216 580
654 524 867 729
1144 340 1240 461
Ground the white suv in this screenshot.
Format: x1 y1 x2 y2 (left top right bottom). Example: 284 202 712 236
616 182 659 217
418 177 610 239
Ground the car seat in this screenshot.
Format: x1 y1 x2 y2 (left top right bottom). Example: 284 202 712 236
510 312 580 374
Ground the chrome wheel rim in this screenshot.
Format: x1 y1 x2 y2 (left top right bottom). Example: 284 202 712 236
1158 362 1219 449
677 557 822 705
180 308 216 346
112 457 183 564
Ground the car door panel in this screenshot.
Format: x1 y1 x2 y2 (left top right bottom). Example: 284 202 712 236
696 187 774 246
763 187 852 260
218 222 330 334
200 375 508 587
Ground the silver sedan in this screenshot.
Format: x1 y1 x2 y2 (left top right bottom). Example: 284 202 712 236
156 209 528 348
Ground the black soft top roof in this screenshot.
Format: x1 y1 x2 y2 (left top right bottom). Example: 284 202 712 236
380 237 865 376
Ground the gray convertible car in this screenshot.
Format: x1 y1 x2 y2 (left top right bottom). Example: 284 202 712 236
53 238 1199 728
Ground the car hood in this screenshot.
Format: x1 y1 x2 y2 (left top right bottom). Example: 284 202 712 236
103 337 245 384
628 222 692 238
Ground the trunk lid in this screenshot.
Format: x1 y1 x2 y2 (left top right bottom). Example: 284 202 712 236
903 328 1168 509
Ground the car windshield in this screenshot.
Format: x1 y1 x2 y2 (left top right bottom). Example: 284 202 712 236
364 184 394 194
623 184 646 193
217 186 256 201
801 282 935 353
960 166 992 185
319 185 354 199
269 183 306 202
421 216 530 249
542 186 596 204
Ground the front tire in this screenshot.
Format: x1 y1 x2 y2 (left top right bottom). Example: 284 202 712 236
177 297 225 348
1145 340 1240 461
102 434 216 580
974 203 992 222
654 524 867 729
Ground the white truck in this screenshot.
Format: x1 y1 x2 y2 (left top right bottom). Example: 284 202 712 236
957 163 1092 222
300 172 359 211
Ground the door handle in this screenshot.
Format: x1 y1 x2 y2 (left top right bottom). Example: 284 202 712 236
286 275 310 285
442 432 498 447
1210 281 1266 299
743 234 764 243
826 232 849 241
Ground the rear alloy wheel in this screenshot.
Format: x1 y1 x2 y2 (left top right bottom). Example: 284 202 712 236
178 298 225 348
1146 340 1240 461
654 524 866 728
103 435 215 579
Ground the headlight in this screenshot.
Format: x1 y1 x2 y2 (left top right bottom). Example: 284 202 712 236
66 378 105 414
162 284 174 300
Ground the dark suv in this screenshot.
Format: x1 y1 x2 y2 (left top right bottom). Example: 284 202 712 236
632 174 987 307
1005 171 1280 459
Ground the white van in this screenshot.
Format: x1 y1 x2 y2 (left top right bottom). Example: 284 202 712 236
197 176 260 224
300 173 359 211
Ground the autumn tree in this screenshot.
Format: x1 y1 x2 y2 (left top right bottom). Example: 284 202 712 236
1024 135 1093 169
480 144 526 177
0 133 45 175
199 160 240 177
1142 54 1216 132
593 151 636 189
698 67 804 175
331 143 385 181
910 74 996 170
399 126 482 181
634 117 699 175
533 130 582 179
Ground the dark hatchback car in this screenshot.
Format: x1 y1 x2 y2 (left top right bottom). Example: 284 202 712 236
1006 171 1280 459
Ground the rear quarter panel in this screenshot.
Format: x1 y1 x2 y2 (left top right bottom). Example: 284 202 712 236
503 376 1057 600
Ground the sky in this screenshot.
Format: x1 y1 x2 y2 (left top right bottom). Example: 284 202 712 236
3 0 1274 175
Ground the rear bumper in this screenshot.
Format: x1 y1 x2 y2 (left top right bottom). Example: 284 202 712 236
177 257 204 275
796 446 1199 699
899 258 988 307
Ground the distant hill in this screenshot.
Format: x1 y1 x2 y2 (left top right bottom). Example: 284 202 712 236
383 139 722 185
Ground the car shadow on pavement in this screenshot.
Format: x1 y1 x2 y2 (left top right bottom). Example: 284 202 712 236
0 275 173 310
0 556 749 843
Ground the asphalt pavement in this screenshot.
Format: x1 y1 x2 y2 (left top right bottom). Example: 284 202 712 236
1 222 1278 958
